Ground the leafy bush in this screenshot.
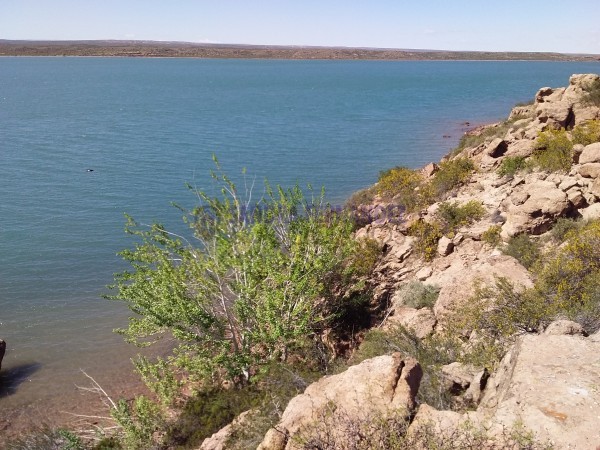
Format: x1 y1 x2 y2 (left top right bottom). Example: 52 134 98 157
482 225 502 247
549 217 583 243
571 120 600 146
581 78 600 107
108 162 370 389
394 281 440 309
503 234 541 270
532 129 573 172
497 156 527 177
445 277 552 369
534 220 600 333
345 185 377 210
376 166 423 210
430 157 475 198
436 200 485 233
407 220 443 261
111 396 165 450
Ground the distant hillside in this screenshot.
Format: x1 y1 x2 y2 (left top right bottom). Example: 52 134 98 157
1 40 599 61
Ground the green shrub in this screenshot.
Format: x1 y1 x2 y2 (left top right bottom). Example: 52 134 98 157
572 120 600 146
345 185 377 209
111 396 165 450
503 234 541 270
497 156 527 177
482 225 502 247
534 220 600 333
430 157 475 198
108 162 368 388
394 281 440 309
582 78 600 107
436 200 485 233
549 217 583 243
407 220 443 261
532 129 573 172
376 166 424 210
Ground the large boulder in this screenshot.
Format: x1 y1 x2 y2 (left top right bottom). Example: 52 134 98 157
387 307 437 339
258 354 422 449
431 253 533 320
579 142 600 165
501 179 570 237
478 331 600 449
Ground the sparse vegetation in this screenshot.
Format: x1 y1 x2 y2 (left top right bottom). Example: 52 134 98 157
482 225 503 247
581 78 600 106
531 129 573 172
571 119 600 146
407 219 444 261
436 200 485 233
497 155 527 177
503 234 541 270
296 407 553 450
429 157 475 198
376 166 423 209
394 281 440 309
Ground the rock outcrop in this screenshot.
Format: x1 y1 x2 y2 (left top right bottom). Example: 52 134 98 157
257 354 422 449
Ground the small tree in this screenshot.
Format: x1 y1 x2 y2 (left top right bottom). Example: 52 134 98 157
107 160 368 390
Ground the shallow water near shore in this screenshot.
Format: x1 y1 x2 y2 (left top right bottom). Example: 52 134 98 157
1 58 598 438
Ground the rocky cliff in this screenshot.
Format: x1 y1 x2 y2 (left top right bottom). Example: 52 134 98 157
203 74 600 450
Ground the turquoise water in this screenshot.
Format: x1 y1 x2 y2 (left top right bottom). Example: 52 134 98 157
1 58 599 431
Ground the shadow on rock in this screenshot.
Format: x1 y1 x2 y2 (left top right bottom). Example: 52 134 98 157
0 362 42 397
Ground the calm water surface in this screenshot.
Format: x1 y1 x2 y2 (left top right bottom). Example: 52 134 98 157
0 58 598 435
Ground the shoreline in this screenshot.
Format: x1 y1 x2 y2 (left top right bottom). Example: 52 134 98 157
1 40 598 61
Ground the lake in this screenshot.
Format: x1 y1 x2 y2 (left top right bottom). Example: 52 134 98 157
0 57 598 436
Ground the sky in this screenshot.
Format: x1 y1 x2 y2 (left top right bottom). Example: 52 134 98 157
1 0 599 54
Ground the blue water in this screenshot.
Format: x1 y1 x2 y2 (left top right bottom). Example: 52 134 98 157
0 57 598 430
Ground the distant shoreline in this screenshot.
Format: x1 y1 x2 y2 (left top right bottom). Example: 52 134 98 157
1 40 599 61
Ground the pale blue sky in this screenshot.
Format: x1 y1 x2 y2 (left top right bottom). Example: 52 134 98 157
1 0 599 54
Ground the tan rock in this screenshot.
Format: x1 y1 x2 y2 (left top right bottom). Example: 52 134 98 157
573 143 585 163
441 362 478 393
544 319 584 336
437 236 454 256
580 203 600 221
432 254 532 320
579 142 600 165
388 307 436 339
201 410 256 450
483 138 508 158
502 180 570 236
421 162 439 178
535 101 573 129
479 333 600 449
407 403 463 442
415 266 433 281
504 139 534 158
578 163 600 179
258 354 422 449
567 188 587 209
